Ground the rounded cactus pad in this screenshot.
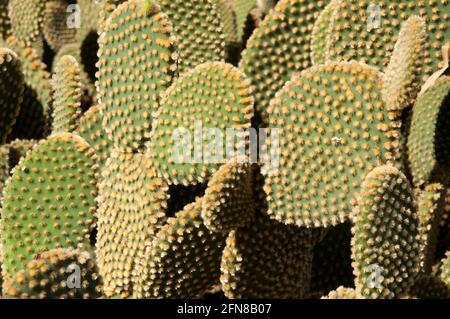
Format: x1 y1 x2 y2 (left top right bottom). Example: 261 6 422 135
239 0 328 125
51 55 82 134
147 61 254 185
351 165 420 299
7 0 45 46
3 248 101 299
262 61 400 227
201 159 255 233
6 36 52 140
75 105 113 166
311 0 340 66
42 0 77 52
220 213 315 298
0 47 24 144
1 133 98 278
145 198 226 298
234 0 257 41
417 183 445 273
99 0 128 34
382 16 427 111
96 0 178 152
407 76 450 187
328 0 449 79
321 287 363 299
441 251 450 289
96 151 168 298
152 0 225 73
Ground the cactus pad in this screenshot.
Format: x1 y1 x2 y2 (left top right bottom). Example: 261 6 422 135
42 0 77 52
7 0 45 46
321 287 362 299
51 55 82 134
1 133 98 278
147 61 254 185
351 165 420 299
96 0 177 152
96 151 168 298
262 61 400 227
311 0 339 65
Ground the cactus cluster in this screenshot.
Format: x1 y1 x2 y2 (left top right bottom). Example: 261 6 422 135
0 0 449 300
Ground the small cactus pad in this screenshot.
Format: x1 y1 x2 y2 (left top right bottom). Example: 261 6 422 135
145 198 226 298
262 61 400 227
417 183 445 273
441 251 450 289
75 105 113 166
407 275 449 299
239 0 327 125
220 213 315 298
234 0 257 40
42 0 77 52
153 0 225 73
311 0 339 65
321 287 362 299
381 16 427 111
147 61 254 185
327 0 450 79
6 36 52 140
0 47 24 144
201 159 255 233
1 133 98 278
407 76 450 186
96 0 177 152
311 223 355 295
51 55 82 134
3 248 101 299
7 0 45 46
96 151 168 298
351 165 420 299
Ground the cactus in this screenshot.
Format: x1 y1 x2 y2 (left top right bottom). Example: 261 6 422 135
0 47 23 144
381 16 427 111
321 286 362 299
234 0 257 41
0 0 10 40
42 1 77 52
147 61 253 185
239 0 328 125
221 212 315 298
96 0 177 153
407 76 450 187
51 55 82 134
151 0 226 73
3 248 101 299
144 198 226 298
327 0 449 79
98 0 127 35
95 151 168 298
201 159 255 233
311 0 339 66
441 251 450 289
75 0 101 43
1 133 98 279
7 0 45 48
262 61 400 227
75 105 113 166
407 275 449 299
6 36 52 140
351 165 420 299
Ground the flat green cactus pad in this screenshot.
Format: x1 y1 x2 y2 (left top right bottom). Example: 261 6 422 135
96 0 178 152
351 165 420 299
153 0 225 73
1 133 98 278
3 248 101 299
147 61 254 185
96 151 168 298
42 0 77 51
407 76 450 187
311 0 339 65
145 198 226 298
51 55 82 134
327 0 450 80
262 61 400 227
7 0 45 47
220 213 315 298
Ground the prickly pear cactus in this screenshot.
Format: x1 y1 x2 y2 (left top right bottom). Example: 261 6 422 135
1 133 98 279
96 0 177 152
42 0 77 52
3 248 102 299
351 165 420 299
